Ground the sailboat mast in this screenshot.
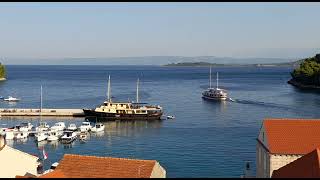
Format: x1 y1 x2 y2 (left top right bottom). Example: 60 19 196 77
209 66 212 89
216 72 219 89
136 78 139 103
40 85 42 121
107 75 111 102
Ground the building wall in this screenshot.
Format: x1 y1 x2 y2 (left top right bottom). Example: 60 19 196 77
256 123 271 178
269 154 302 177
150 162 166 178
256 142 270 178
0 145 39 178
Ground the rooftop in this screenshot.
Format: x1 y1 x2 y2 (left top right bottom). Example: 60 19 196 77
263 118 320 154
272 148 320 178
38 154 159 178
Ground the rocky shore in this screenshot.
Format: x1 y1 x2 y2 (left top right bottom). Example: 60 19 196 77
288 79 320 89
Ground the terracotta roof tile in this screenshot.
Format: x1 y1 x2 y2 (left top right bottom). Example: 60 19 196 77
39 170 66 178
272 148 320 178
43 154 157 178
264 119 320 154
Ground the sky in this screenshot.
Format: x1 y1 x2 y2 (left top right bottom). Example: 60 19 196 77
0 2 320 64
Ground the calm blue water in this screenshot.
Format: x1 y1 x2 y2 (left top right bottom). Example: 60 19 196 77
1 65 320 177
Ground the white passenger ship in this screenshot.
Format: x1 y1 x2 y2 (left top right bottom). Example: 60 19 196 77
83 76 163 121
202 66 228 101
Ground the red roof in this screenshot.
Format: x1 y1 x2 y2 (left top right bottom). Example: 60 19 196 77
263 119 320 154
39 154 157 178
272 148 320 178
38 170 66 178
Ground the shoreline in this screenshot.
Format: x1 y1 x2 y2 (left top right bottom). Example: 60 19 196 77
288 79 320 89
0 78 6 81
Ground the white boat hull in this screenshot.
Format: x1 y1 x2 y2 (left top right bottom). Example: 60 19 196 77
202 95 227 101
91 127 104 132
15 132 28 139
5 131 15 140
47 135 59 141
80 126 91 132
35 133 47 142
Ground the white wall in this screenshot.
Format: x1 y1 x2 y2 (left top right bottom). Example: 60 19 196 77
0 145 39 178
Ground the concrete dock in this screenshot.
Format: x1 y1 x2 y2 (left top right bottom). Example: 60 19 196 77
0 108 85 117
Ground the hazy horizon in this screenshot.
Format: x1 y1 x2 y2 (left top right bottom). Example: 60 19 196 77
1 56 300 65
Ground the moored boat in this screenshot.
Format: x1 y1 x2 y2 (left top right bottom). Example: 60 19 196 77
61 131 77 144
47 130 63 142
50 122 66 131
4 96 20 102
79 131 88 142
83 76 163 121
19 122 33 132
35 131 48 142
91 123 105 132
36 122 50 132
67 123 77 131
79 121 92 132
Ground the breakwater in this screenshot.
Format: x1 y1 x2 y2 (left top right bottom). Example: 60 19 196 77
0 108 84 117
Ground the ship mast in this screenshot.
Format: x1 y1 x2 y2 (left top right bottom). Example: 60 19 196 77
209 66 212 89
216 72 219 89
107 75 111 102
136 78 139 103
40 85 42 122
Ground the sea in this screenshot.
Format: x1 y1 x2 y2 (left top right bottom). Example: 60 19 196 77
1 65 320 177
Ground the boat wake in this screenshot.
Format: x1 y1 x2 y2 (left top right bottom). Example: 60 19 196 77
226 97 299 111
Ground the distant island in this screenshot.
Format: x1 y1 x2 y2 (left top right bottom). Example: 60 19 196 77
0 63 6 81
163 60 302 67
288 54 320 89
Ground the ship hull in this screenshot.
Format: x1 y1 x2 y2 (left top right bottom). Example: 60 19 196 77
202 95 227 101
83 109 163 121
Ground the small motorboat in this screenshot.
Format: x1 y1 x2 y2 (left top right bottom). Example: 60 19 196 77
47 130 63 142
35 131 48 142
61 131 77 144
67 123 77 131
79 132 88 142
50 122 66 131
79 121 92 132
19 122 33 132
36 122 50 132
15 131 28 139
91 123 105 133
4 96 20 102
166 115 175 119
4 130 15 140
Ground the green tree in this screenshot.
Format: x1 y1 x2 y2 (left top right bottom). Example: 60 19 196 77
291 54 320 85
0 64 6 79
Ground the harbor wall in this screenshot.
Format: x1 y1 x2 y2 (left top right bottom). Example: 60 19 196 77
0 108 84 117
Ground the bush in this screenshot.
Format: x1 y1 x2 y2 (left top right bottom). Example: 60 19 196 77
0 64 5 78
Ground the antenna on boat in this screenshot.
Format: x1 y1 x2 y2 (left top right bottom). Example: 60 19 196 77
209 66 212 89
107 75 111 102
216 72 219 89
136 78 139 103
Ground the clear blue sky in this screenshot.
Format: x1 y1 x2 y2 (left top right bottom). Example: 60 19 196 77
0 2 320 63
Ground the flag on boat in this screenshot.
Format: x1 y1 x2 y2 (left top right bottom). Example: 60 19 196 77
42 148 48 160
